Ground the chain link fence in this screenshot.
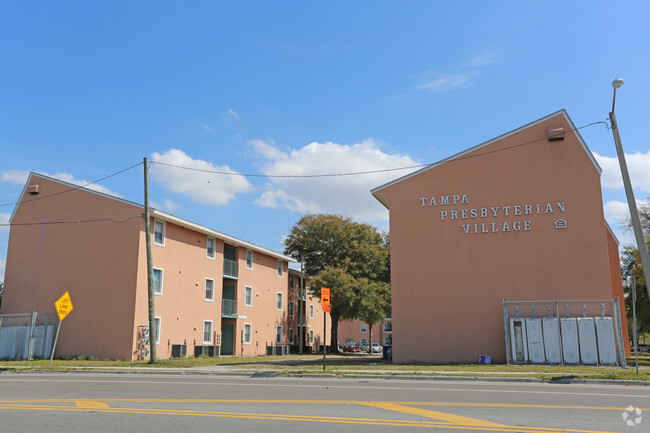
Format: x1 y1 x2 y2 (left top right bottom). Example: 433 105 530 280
0 312 58 360
503 299 626 367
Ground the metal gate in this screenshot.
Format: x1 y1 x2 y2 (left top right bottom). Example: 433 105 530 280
0 312 58 360
503 299 626 367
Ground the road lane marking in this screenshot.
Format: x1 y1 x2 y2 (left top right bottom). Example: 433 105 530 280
0 403 623 433
358 402 508 427
74 400 109 409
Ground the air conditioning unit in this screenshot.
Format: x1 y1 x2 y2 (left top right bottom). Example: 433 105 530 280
171 344 187 358
266 345 290 356
194 345 220 357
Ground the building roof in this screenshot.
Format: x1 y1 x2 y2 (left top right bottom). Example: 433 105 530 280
371 109 602 209
12 172 295 262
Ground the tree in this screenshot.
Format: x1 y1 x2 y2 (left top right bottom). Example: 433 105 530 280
0 282 3 310
357 280 391 353
622 245 650 340
284 214 390 352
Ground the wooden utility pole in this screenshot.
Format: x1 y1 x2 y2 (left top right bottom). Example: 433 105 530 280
144 157 156 363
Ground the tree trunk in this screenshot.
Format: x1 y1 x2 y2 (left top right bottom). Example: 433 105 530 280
368 323 373 353
330 311 340 354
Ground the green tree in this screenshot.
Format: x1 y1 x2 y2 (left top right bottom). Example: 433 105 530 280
357 279 391 352
0 282 3 310
284 214 390 352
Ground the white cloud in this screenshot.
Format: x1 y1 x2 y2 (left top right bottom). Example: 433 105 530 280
228 109 239 119
0 258 5 283
1 170 30 184
465 49 504 67
0 213 9 232
151 199 181 215
251 139 420 222
202 123 215 133
594 150 650 192
151 149 253 206
416 74 470 91
1 169 120 196
603 200 630 224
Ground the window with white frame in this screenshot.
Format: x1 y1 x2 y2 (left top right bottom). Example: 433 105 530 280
244 286 253 307
243 323 252 344
308 330 314 344
203 321 213 344
153 220 165 246
289 328 294 344
154 317 161 344
309 304 314 319
246 250 253 269
205 279 214 301
206 237 215 259
277 260 283 277
153 268 163 295
289 301 294 317
276 292 283 311
360 337 368 345
275 325 282 344
360 324 367 333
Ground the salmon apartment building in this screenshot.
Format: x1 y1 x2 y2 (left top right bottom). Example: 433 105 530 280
372 109 629 364
2 173 329 360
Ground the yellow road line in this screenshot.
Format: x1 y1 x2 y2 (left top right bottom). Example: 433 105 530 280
359 402 508 428
0 403 622 433
75 400 109 409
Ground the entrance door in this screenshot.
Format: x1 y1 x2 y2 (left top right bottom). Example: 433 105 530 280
221 323 234 355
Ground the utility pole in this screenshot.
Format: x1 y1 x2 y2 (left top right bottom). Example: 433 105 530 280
144 157 156 363
299 254 304 355
609 79 650 303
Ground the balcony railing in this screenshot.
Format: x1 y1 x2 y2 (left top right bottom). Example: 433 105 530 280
222 299 238 317
223 259 239 279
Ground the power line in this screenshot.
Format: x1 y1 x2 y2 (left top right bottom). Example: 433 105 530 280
150 119 609 178
0 162 143 208
0 215 143 228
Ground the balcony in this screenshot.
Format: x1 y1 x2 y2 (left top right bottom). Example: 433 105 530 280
223 259 239 279
222 299 238 318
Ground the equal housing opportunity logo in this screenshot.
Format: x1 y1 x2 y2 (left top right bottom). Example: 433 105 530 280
621 405 642 427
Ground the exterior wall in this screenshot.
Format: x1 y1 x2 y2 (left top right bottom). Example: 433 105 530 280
286 270 331 352
338 318 392 347
376 112 619 363
3 175 142 360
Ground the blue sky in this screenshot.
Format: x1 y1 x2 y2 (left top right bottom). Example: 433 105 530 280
1 1 650 282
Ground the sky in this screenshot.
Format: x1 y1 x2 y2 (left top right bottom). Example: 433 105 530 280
1 1 650 282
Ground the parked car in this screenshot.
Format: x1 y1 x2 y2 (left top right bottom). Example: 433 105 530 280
360 343 370 352
371 343 383 353
342 342 361 352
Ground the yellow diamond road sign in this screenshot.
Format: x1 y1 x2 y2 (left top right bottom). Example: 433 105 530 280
55 291 74 321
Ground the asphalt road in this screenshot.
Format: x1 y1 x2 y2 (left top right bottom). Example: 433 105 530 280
0 372 647 432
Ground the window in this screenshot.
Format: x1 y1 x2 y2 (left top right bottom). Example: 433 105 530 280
244 286 252 307
360 338 368 345
154 317 161 344
277 260 283 277
360 325 367 333
203 321 213 344
153 220 165 246
289 301 294 317
205 279 214 301
276 325 282 344
206 237 215 259
289 328 294 344
153 268 163 295
289 274 294 289
383 322 392 332
309 330 314 344
246 250 253 269
243 323 252 344
309 304 314 319
276 292 283 311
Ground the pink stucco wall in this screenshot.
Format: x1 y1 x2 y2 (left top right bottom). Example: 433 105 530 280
374 111 620 363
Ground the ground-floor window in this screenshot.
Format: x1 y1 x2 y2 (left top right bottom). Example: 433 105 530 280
203 321 213 344
154 317 161 344
276 325 283 344
243 323 252 344
309 330 314 345
289 328 294 344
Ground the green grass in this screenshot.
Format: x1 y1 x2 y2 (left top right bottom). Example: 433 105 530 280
1 354 648 382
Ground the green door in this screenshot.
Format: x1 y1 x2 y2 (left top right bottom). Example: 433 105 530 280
221 323 234 355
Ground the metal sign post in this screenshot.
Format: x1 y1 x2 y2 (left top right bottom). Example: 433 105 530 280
321 288 331 372
50 291 74 366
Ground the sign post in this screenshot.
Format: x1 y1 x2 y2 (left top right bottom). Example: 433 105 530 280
50 291 74 366
321 288 331 372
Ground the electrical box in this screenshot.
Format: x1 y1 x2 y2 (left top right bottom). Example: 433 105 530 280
577 318 598 364
525 318 545 363
541 318 561 363
594 317 617 364
509 319 528 362
560 318 579 364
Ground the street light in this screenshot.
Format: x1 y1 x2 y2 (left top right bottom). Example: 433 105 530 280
608 79 650 304
298 250 322 354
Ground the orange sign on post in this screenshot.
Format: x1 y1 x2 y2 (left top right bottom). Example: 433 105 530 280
54 291 74 322
321 287 331 313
